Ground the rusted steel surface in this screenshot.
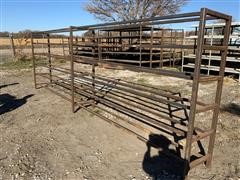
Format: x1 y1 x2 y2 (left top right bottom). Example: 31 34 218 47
30 8 232 177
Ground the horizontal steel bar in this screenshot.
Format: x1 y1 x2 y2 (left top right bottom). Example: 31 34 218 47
80 72 191 105
206 8 232 20
190 154 210 169
74 73 189 109
95 17 201 31
192 129 214 143
72 83 187 136
35 11 201 33
33 42 68 46
46 73 187 136
97 44 195 49
199 76 221 82
38 64 207 109
73 77 188 125
196 104 216 113
203 45 228 51
52 78 187 136
72 58 194 80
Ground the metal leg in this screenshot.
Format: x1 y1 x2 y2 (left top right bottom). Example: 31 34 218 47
184 8 207 174
69 26 75 113
47 33 52 83
206 16 232 168
31 33 37 89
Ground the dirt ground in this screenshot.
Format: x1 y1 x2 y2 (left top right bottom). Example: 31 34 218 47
0 65 240 180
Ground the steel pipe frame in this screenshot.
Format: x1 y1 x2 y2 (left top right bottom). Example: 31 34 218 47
183 8 231 173
34 54 195 79
43 74 187 137
38 67 209 139
30 33 37 89
37 70 211 163
34 11 224 34
33 12 200 34
31 8 232 177
37 64 211 108
205 12 232 168
184 8 208 170
95 27 183 68
38 71 186 144
39 65 190 118
72 75 188 124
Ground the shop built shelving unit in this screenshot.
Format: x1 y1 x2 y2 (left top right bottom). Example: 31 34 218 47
30 8 232 176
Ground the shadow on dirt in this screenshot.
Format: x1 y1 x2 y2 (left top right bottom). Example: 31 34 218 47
0 83 19 89
221 103 240 116
0 93 34 116
142 134 189 180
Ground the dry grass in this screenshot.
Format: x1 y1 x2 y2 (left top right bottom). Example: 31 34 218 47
0 37 66 46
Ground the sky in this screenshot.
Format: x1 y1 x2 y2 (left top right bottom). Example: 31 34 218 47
1 0 240 33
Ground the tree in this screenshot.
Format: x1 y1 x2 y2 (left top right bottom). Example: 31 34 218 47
0 31 10 37
85 0 188 22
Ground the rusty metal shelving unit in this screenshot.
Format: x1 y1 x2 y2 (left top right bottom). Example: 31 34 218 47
182 22 240 81
73 26 184 68
31 8 232 176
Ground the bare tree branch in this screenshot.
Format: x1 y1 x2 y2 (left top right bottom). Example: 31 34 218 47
85 0 188 22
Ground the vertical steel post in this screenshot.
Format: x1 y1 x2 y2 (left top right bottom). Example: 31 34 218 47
184 7 207 168
193 27 197 54
62 37 65 57
31 33 37 89
97 30 102 61
119 31 122 52
173 30 177 67
92 64 96 103
47 33 52 83
113 33 116 52
75 37 78 55
206 16 232 168
150 27 153 68
128 31 130 47
68 37 71 55
107 31 110 59
203 28 207 54
229 25 233 46
92 30 96 57
69 26 75 112
170 29 173 67
181 30 185 72
160 29 164 68
207 26 214 75
139 23 142 67
10 33 16 57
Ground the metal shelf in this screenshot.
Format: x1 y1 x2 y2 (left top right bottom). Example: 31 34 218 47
183 63 240 74
183 54 240 62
